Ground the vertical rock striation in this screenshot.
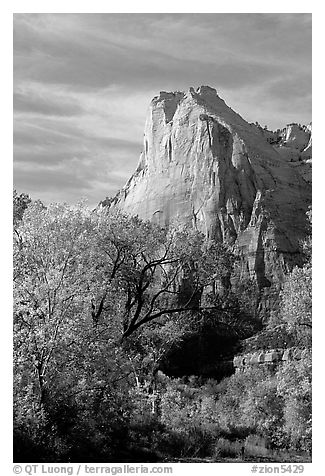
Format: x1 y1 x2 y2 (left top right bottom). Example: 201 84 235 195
107 86 311 289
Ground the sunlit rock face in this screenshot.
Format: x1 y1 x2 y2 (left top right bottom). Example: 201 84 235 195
301 123 312 159
282 123 311 151
274 123 312 183
108 86 311 288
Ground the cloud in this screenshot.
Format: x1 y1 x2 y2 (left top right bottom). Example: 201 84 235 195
14 13 311 89
14 147 135 207
13 13 312 206
13 92 83 117
265 74 312 102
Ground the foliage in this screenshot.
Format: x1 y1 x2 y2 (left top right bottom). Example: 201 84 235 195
274 209 312 347
214 437 242 458
13 200 240 461
279 266 312 346
13 190 32 226
158 378 219 457
13 197 312 461
14 203 134 460
277 353 312 452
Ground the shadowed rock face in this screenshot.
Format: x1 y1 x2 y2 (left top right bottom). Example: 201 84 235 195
108 86 311 288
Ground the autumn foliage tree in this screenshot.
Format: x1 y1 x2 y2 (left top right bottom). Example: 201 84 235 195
14 202 134 460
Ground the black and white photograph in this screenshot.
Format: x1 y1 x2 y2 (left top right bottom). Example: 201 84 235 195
12 7 313 469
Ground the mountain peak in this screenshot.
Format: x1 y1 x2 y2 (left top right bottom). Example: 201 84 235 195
195 85 218 95
151 86 238 130
188 85 218 96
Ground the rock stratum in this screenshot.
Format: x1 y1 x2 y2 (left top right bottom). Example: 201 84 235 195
106 86 311 289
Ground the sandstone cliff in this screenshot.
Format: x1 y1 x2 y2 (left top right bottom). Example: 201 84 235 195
107 86 311 289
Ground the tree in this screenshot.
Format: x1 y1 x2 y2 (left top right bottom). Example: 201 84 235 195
280 266 312 343
14 202 93 404
13 190 32 226
13 202 140 461
88 211 238 410
89 211 236 339
277 353 312 452
278 208 311 346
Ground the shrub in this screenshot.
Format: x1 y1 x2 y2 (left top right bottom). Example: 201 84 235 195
214 438 242 458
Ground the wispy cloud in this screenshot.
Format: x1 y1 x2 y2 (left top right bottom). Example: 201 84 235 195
13 13 312 206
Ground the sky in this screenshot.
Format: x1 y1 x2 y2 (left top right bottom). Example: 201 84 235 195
13 13 312 207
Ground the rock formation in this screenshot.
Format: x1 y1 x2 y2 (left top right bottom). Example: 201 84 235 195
281 123 311 151
252 122 312 183
233 347 310 372
301 123 312 159
106 86 311 290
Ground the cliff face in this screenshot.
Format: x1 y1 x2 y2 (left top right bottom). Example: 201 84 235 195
272 123 312 183
108 86 311 288
282 123 311 151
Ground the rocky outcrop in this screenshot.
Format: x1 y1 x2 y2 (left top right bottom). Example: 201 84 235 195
281 123 311 151
255 122 312 157
106 86 311 289
276 126 312 184
233 347 310 372
249 122 312 184
301 123 312 159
